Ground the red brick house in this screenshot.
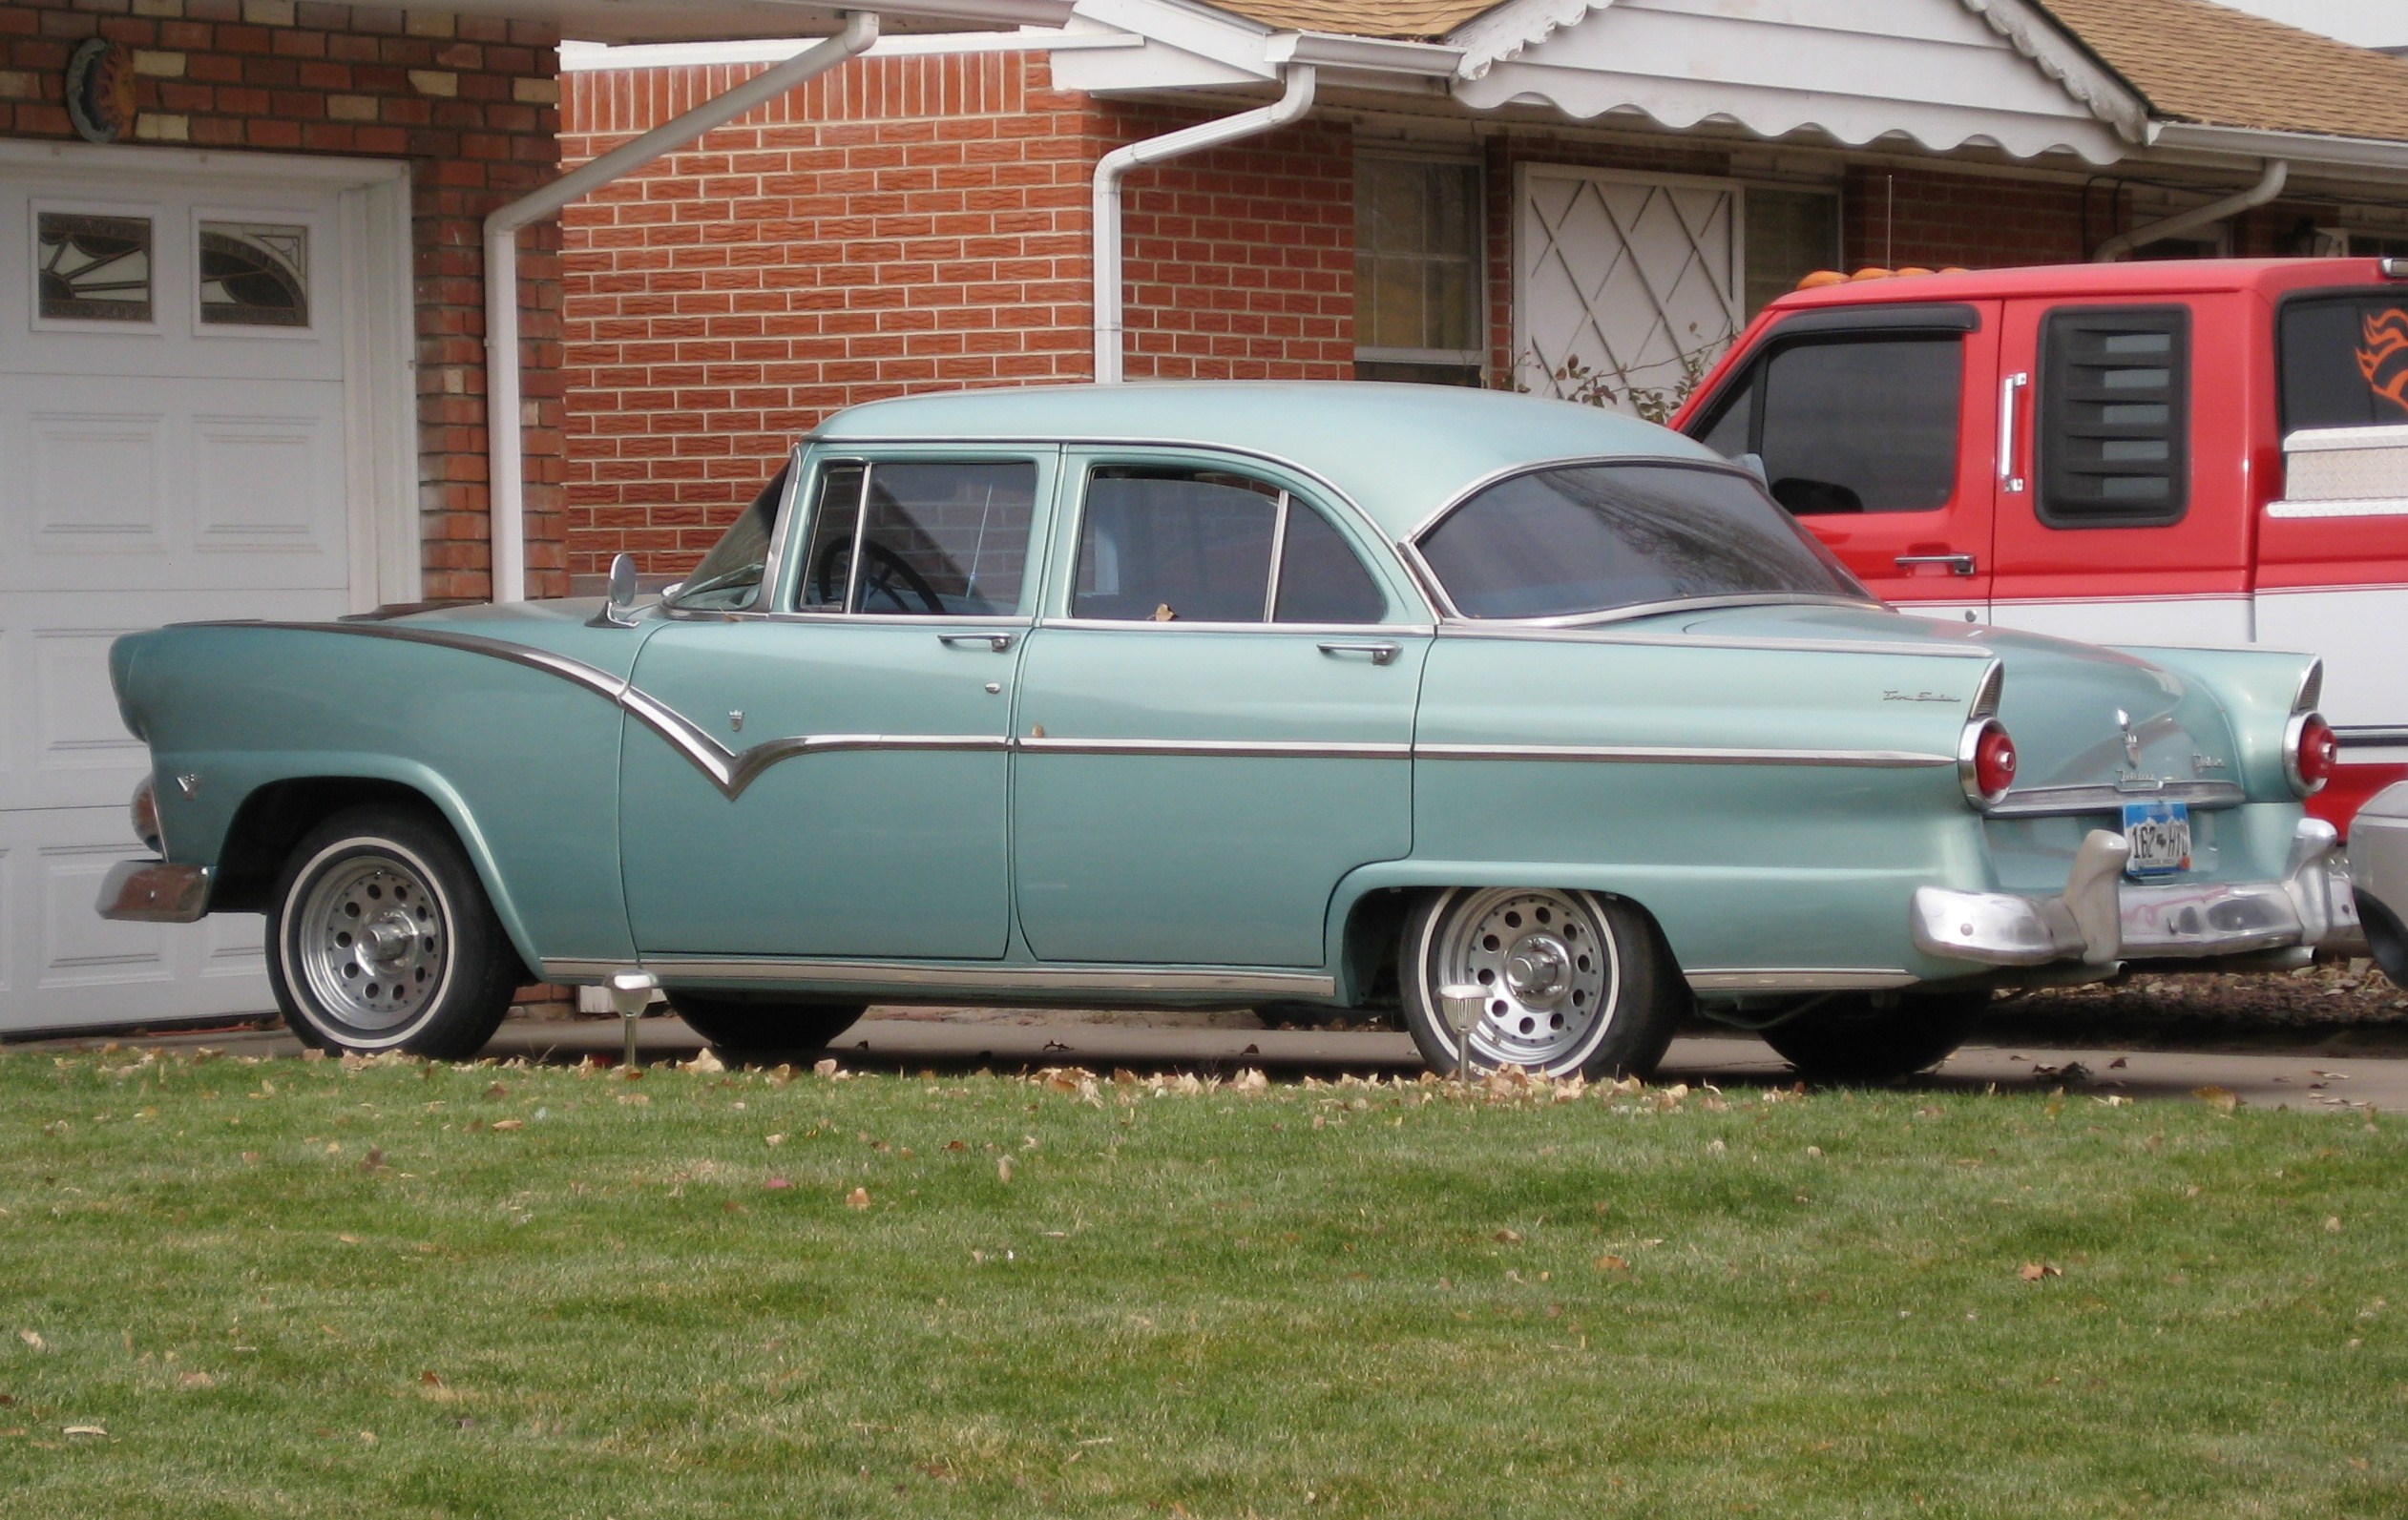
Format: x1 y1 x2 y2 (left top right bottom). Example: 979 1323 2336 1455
558 0 2408 582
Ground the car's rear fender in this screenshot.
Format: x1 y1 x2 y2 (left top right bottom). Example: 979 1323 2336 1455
2105 645 2322 802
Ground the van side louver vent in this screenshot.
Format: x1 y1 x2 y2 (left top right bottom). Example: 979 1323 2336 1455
2037 305 2190 529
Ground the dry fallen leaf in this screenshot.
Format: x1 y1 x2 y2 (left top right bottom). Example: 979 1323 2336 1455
845 1187 871 1210
1593 1255 1629 1272
683 1049 726 1074
17 1330 44 1352
763 1177 792 1191
2194 1086 2242 1113
178 1371 215 1390
489 1118 524 1133
2326 1217 2343 1234
2018 1261 2063 1281
1494 1229 1522 1244
336 1235 362 1246
764 1134 786 1148
997 1157 1014 1184
63 1426 106 1438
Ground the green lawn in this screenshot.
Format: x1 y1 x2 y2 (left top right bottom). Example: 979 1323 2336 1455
2 1048 2403 1518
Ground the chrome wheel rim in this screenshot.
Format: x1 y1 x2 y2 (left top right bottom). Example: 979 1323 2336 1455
292 849 448 1034
1431 887 1618 1072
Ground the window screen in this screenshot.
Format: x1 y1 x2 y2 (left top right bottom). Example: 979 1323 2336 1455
796 460 1036 615
1691 335 1961 514
2037 306 2189 528
2279 290 2408 432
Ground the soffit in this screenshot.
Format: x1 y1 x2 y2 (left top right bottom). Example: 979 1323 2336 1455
397 0 1076 43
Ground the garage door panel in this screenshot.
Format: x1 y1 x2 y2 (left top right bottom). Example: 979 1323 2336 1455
1 377 346 593
0 810 270 1033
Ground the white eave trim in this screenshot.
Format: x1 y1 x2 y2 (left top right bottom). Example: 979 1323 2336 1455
560 27 1139 70
2148 120 2408 178
1267 30 1462 77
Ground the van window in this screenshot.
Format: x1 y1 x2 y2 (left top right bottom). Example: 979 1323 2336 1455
1690 335 1961 515
2280 291 2408 432
2036 306 2189 529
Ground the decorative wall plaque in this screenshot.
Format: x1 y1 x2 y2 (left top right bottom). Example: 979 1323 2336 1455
37 211 154 322
199 221 310 327
65 38 137 145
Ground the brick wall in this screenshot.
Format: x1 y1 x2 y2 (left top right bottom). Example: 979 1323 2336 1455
558 53 1351 580
1840 164 2091 271
0 0 565 599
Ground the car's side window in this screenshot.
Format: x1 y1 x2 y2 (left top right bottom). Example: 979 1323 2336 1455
671 457 792 611
1694 334 1962 514
794 458 1037 615
1073 464 1388 624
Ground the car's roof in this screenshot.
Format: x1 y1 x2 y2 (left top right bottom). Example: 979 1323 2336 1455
806 382 1724 540
1765 257 2399 314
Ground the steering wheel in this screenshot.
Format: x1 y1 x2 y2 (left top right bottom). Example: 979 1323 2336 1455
811 537 947 614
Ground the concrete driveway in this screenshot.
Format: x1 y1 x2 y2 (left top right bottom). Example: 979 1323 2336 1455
21 1010 2400 1113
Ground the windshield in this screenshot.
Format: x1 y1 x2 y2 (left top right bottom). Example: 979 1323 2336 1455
670 457 793 611
1416 461 1867 621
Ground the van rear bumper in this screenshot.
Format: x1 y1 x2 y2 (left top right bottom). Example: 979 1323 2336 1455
1912 819 2361 968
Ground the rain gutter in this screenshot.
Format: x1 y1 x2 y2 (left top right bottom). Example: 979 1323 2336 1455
2093 157 2288 261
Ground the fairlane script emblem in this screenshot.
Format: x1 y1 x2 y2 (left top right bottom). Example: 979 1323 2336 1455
1882 690 1960 703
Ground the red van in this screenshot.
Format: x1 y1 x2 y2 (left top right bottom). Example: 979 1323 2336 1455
1675 258 2408 833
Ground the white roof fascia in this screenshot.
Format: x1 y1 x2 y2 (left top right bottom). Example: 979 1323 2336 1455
408 0 1078 42
2148 121 2408 182
1449 0 2142 165
1056 0 1460 92
559 28 1140 70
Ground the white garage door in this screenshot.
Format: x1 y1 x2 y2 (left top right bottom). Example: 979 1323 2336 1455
0 145 414 1034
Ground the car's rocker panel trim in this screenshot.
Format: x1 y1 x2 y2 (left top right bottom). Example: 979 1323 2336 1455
543 957 1336 997
1683 968 1919 991
185 621 1959 789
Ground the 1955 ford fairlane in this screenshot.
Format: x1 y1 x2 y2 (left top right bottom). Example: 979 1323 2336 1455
98 384 2363 1080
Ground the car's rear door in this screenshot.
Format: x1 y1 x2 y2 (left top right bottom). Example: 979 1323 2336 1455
1010 450 1428 968
1685 302 2002 621
618 446 1053 960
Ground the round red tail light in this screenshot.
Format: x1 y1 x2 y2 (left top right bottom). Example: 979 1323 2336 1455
1960 718 2018 807
2287 712 2336 795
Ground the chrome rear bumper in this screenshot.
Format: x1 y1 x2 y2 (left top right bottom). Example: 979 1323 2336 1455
1913 819 2361 968
95 859 212 924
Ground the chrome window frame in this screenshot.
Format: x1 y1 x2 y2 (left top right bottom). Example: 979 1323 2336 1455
659 443 806 616
1402 452 1885 627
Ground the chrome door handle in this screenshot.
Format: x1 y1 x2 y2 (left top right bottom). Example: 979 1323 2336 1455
937 632 1016 653
1894 553 1978 576
1318 640 1401 666
1998 371 2029 493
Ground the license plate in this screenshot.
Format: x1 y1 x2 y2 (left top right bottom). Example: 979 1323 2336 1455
2122 799 2191 878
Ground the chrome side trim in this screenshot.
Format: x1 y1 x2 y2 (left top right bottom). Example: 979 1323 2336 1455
552 956 1335 998
2338 725 2408 747
1986 781 2247 817
1417 741 1954 768
1020 736 1413 760
1435 622 1996 660
96 859 211 923
1684 968 1919 992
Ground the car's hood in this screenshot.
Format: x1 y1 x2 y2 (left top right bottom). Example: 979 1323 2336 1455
1669 602 2235 791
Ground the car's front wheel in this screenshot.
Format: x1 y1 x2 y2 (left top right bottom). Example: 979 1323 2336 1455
667 993 866 1060
1398 886 1682 1080
1760 989 1989 1083
267 805 522 1058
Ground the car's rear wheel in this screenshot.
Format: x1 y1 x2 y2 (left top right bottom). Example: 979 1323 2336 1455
667 992 867 1060
1760 989 1989 1083
267 805 521 1059
1398 886 1682 1080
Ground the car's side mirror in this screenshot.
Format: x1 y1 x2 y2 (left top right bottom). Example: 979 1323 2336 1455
597 552 641 628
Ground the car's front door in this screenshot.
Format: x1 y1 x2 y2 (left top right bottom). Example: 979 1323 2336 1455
1686 302 2003 622
619 447 1053 959
1011 451 1429 968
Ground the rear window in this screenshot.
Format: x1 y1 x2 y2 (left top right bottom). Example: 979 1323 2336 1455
1417 462 1866 620
2280 290 2408 432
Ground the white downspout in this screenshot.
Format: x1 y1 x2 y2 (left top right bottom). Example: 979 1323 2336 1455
482 11 880 602
2093 159 2288 262
1091 65 1316 385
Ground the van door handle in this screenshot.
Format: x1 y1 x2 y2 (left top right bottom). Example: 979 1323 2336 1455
937 632 1016 653
1998 371 2029 493
1895 553 1978 576
1318 640 1401 666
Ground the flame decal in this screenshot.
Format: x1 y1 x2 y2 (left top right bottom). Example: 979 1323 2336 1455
2355 308 2408 416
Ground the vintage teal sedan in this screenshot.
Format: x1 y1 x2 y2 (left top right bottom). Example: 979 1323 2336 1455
100 384 2363 1080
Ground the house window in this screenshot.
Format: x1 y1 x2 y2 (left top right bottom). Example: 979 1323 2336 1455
1743 188 1839 316
2349 232 2408 259
36 211 153 323
199 220 310 327
1355 156 1483 386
